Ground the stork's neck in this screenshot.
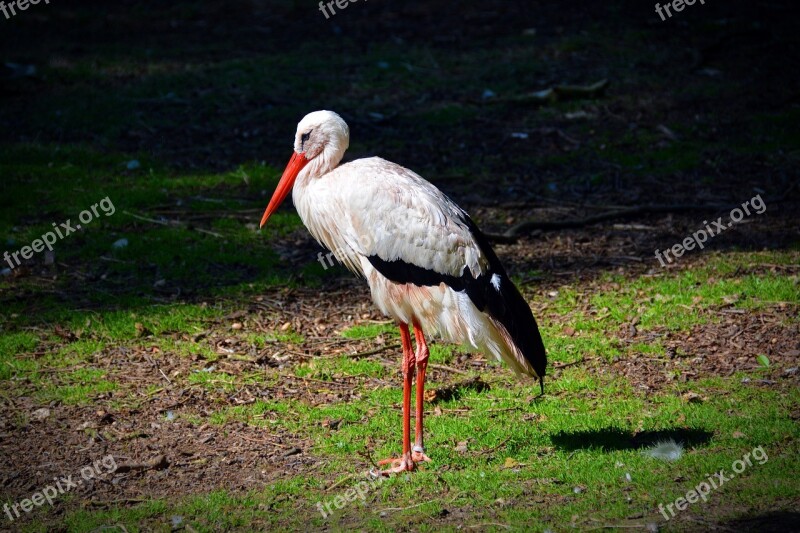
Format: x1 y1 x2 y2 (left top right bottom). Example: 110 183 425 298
299 142 346 183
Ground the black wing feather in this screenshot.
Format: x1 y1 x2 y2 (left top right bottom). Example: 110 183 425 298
366 214 547 386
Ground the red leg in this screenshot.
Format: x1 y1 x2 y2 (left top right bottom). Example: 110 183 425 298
412 323 431 463
378 323 416 474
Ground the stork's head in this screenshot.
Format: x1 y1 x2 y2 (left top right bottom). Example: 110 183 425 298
260 110 349 228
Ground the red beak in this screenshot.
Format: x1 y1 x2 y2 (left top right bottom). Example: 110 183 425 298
259 151 309 228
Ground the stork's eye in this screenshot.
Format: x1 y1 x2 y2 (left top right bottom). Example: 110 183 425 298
300 131 312 150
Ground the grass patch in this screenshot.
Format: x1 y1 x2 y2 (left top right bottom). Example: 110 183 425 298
38 368 117 405
340 323 396 340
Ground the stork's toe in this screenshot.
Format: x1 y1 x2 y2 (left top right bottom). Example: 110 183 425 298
411 451 431 463
376 451 432 475
411 445 431 463
377 456 403 467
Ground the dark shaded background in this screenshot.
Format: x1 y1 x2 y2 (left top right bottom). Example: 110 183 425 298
1 0 798 212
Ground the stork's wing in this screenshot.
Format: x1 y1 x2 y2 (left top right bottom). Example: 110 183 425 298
329 156 513 321
331 157 491 282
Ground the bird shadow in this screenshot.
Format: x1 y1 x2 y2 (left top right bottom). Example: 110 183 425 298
550 426 714 452
723 511 800 532
428 377 490 403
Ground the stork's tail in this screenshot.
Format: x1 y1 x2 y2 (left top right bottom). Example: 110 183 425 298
483 275 548 387
457 217 548 391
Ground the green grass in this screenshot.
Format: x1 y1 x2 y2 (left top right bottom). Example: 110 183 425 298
18 366 797 531
38 368 118 405
541 252 799 339
340 322 397 340
297 356 388 380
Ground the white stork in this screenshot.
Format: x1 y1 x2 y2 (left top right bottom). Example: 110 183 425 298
260 110 547 474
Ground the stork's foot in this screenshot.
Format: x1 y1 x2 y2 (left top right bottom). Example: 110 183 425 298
411 445 431 463
376 451 428 476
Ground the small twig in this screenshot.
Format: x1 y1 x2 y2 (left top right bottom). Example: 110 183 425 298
482 79 609 106
114 454 169 473
236 434 296 449
325 473 357 492
98 256 133 264
484 203 750 243
552 358 585 369
375 501 429 513
143 354 172 385
278 373 350 387
157 368 172 384
587 525 650 530
123 210 168 226
319 343 400 360
486 407 522 413
123 210 223 238
115 430 149 441
225 354 258 363
475 435 512 456
193 227 224 238
429 363 472 376
82 499 147 508
357 448 380 470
